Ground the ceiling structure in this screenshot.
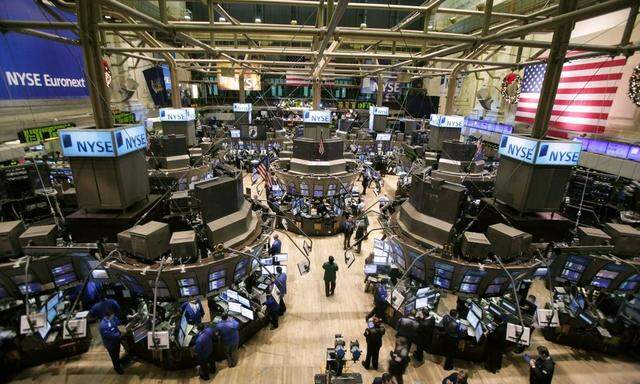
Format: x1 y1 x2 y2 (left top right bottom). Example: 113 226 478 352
2 0 638 82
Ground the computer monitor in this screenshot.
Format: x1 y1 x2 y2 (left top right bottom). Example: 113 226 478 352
533 267 548 278
178 278 196 287
470 302 482 317
578 312 596 327
209 279 225 291
180 286 199 297
364 264 377 275
54 272 77 287
51 264 73 275
237 295 251 308
459 283 478 294
474 322 483 343
433 276 450 289
133 322 149 343
415 297 430 310
91 269 109 279
228 302 242 314
467 310 480 329
230 129 240 138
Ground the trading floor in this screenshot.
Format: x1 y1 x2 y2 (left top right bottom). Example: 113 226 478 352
11 174 640 384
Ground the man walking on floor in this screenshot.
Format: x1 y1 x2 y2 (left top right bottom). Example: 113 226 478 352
322 256 339 297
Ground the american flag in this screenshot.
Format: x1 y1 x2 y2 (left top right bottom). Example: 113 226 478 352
515 55 627 138
256 156 273 188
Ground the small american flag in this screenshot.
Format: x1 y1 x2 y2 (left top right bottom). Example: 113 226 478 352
515 55 627 138
256 156 273 188
318 132 325 156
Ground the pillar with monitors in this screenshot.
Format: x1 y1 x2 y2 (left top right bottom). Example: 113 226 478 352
272 110 361 236
61 125 162 242
148 107 210 194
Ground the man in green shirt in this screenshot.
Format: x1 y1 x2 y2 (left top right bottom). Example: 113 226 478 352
322 256 339 296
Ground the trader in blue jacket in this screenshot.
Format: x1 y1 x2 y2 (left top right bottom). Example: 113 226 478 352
366 282 388 321
274 266 287 315
269 234 282 257
265 292 280 330
99 308 124 374
181 298 205 325
90 297 121 320
195 325 217 380
214 313 240 367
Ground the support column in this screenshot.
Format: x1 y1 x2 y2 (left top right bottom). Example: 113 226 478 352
376 75 384 106
238 70 246 103
169 63 181 107
444 72 458 115
208 0 215 46
78 0 113 129
532 0 578 138
312 77 321 109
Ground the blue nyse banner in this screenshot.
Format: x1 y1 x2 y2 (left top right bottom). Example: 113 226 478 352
59 126 147 158
0 1 89 100
499 135 582 166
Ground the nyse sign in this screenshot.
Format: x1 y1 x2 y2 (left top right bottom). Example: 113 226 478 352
370 106 389 116
536 141 582 166
499 135 582 166
303 110 331 124
159 107 196 121
429 114 464 128
59 125 147 158
499 135 537 164
233 103 252 113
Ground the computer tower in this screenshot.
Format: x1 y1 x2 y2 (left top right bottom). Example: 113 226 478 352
129 221 170 260
0 220 25 258
602 223 640 257
577 226 611 246
170 230 197 258
18 224 57 247
461 231 492 260
194 174 244 222
486 223 531 261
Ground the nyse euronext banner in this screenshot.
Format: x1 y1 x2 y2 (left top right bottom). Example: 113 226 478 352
0 1 89 100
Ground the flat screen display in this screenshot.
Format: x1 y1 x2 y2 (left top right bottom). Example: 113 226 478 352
179 286 199 297
209 270 226 280
237 295 251 308
467 310 480 329
364 264 377 274
51 264 73 275
415 297 430 309
474 323 483 343
209 279 225 291
54 272 77 286
178 278 196 287
459 283 477 294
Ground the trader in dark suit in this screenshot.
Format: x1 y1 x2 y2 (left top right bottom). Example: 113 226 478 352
529 346 555 384
322 256 339 296
485 316 508 373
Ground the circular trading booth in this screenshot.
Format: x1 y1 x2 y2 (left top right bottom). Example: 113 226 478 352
364 131 640 365
271 110 361 236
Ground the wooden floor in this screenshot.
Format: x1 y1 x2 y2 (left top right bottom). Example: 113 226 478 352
11 174 640 383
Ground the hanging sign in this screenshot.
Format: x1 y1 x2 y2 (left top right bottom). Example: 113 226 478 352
303 110 331 124
159 107 195 122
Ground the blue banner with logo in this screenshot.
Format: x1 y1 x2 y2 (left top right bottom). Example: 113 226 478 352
0 1 89 100
143 66 170 107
